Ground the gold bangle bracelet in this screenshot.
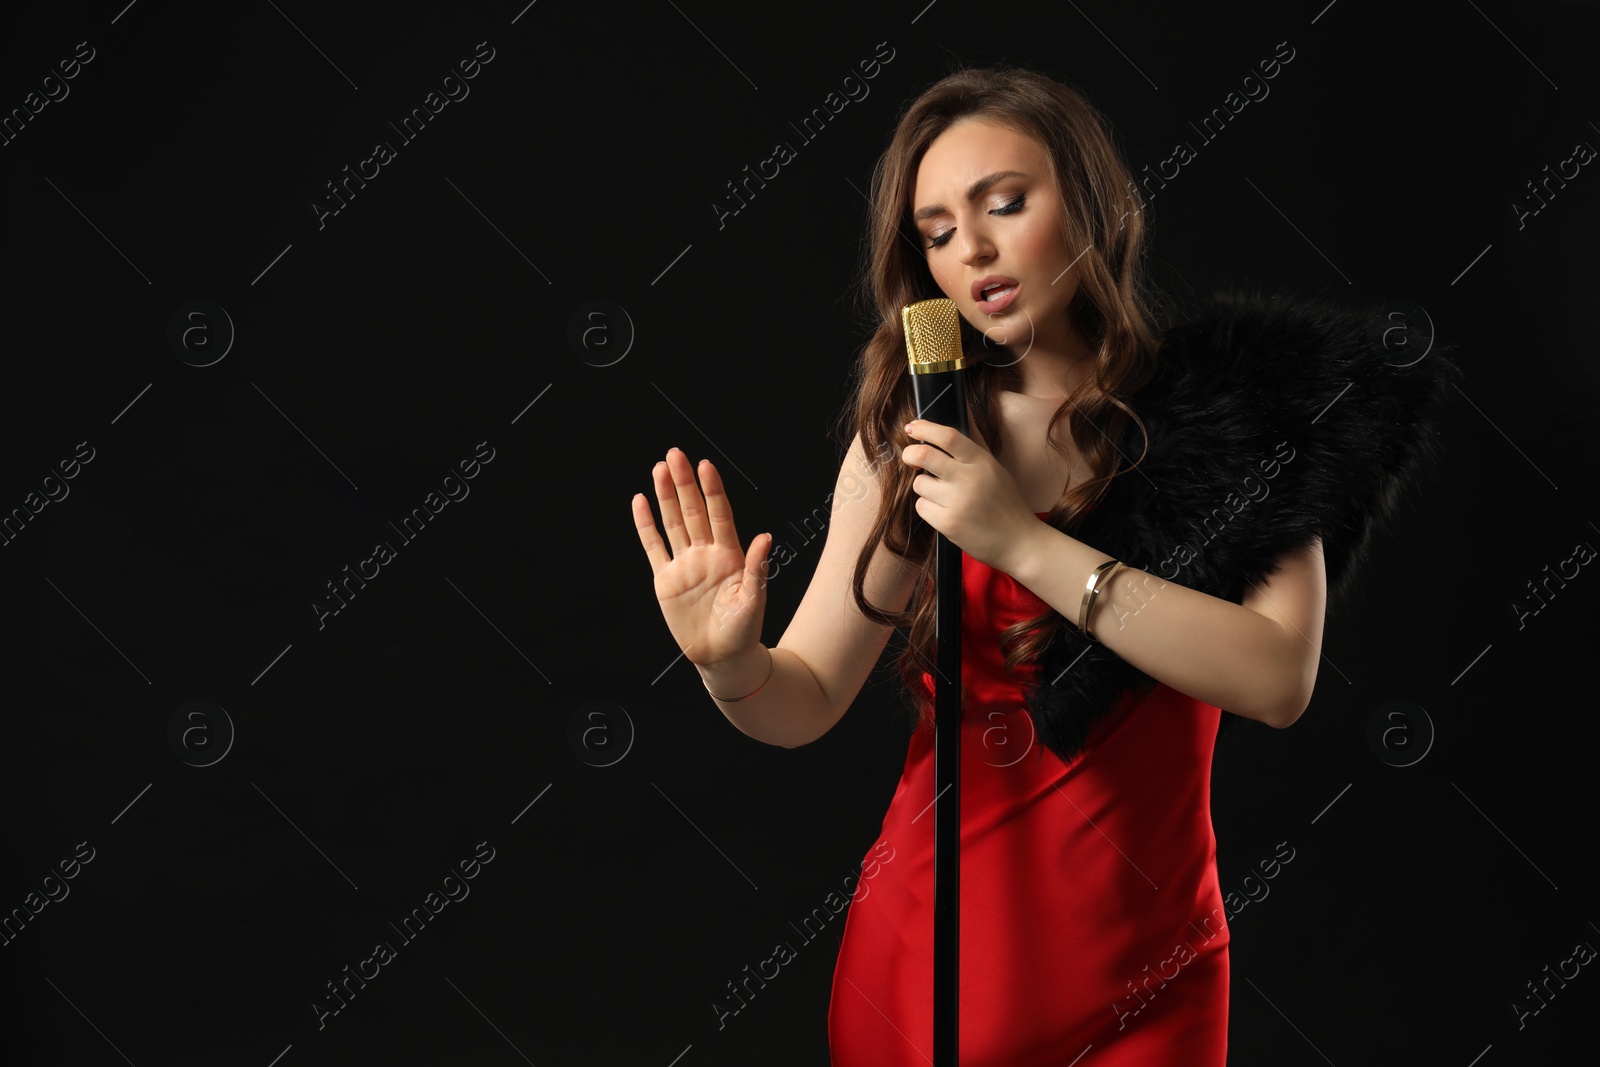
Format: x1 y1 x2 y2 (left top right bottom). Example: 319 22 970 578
705 645 774 702
1079 559 1126 644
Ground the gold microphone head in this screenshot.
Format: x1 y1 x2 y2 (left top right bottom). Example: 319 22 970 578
901 298 965 375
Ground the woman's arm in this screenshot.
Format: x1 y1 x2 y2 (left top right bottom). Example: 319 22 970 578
1006 529 1327 728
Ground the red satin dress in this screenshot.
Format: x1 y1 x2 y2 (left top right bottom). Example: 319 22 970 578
827 513 1230 1066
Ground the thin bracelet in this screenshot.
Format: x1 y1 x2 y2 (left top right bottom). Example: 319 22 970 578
705 645 774 702
1079 559 1126 644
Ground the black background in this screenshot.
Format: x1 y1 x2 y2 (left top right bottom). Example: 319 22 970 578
2 1 1597 1064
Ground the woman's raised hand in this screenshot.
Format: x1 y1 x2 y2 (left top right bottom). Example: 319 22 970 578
633 447 772 668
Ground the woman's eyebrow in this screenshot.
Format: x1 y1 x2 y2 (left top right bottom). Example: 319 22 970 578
913 170 1031 222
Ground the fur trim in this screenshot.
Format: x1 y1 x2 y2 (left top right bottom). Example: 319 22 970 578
1017 284 1463 766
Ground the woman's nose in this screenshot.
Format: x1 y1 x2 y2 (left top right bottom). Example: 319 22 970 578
957 242 993 270
955 224 994 265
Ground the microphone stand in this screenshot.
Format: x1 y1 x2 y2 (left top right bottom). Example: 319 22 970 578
902 298 968 1067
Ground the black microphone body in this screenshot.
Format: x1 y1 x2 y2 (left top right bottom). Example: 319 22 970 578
902 296 971 1067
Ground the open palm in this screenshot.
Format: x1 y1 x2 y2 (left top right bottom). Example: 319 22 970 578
633 448 771 668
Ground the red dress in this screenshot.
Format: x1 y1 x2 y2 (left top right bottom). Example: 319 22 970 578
828 513 1230 1066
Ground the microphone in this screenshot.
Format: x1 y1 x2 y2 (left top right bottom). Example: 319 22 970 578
902 297 970 438
901 296 966 1067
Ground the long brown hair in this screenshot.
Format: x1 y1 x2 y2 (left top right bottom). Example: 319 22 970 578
833 64 1167 728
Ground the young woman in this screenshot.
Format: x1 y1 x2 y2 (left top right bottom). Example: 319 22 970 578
632 66 1455 1066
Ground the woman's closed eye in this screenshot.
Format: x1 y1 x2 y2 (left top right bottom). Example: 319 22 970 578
925 194 1027 249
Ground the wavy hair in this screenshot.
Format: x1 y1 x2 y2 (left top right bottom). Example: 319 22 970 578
831 64 1168 727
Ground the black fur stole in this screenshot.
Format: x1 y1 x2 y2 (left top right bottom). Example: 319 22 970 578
1018 284 1463 765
